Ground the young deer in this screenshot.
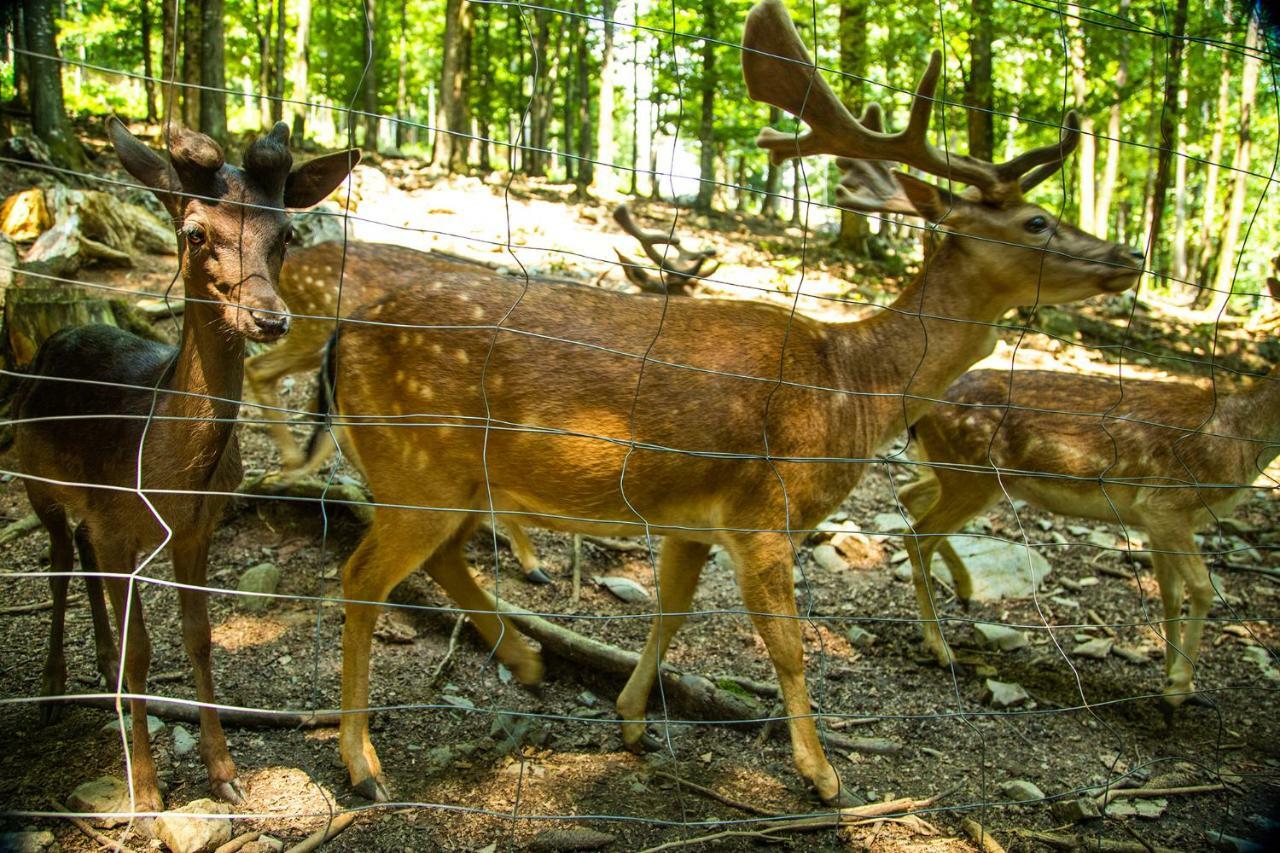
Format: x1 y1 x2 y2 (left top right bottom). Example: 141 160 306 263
15 119 355 811
318 0 1142 806
897 365 1280 706
612 203 719 295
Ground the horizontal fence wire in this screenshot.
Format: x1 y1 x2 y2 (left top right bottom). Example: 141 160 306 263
0 0 1278 848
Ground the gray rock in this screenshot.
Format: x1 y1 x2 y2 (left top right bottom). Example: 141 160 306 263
1052 796 1102 823
593 575 649 603
811 544 847 572
973 622 1029 652
1104 797 1167 819
172 725 197 757
984 679 1030 709
1088 529 1119 550
440 694 476 710
712 549 735 572
873 512 908 533
0 830 57 852
1000 779 1046 802
943 538 1050 601
67 776 131 827
290 202 350 247
154 798 233 853
1073 637 1115 660
102 714 165 738
846 625 877 648
1242 645 1280 681
236 563 280 612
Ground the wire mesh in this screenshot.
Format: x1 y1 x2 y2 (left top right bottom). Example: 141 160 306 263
0 0 1277 850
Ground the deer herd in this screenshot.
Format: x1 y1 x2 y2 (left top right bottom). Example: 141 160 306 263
8 0 1274 818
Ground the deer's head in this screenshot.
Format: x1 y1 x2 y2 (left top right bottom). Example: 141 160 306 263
742 0 1143 308
107 119 358 342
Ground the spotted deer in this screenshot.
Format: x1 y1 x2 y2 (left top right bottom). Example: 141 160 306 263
315 0 1143 805
897 365 1280 707
15 120 355 811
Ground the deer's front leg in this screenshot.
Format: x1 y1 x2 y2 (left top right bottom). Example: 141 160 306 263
172 537 243 804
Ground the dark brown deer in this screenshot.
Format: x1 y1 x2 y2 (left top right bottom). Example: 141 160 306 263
317 0 1144 807
612 203 719 295
15 119 355 812
897 365 1280 706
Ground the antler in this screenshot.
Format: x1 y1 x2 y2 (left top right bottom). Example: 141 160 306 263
742 0 1079 202
612 204 718 294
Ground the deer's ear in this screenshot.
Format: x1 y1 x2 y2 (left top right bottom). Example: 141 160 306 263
107 117 179 205
284 149 361 209
893 172 969 223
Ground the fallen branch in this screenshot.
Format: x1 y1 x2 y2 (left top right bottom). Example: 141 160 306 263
53 695 338 729
712 675 779 699
425 615 465 689
283 811 357 853
0 513 41 547
1015 829 1179 853
962 818 1007 853
0 594 81 615
214 832 262 853
47 799 140 853
1096 782 1224 808
650 770 782 818
236 474 373 524
580 535 649 553
1217 562 1280 584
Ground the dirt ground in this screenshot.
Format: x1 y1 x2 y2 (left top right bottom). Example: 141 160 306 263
0 150 1278 851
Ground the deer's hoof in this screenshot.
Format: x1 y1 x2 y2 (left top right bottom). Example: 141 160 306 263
820 785 865 809
212 778 247 805
524 568 552 586
353 775 390 803
626 730 664 755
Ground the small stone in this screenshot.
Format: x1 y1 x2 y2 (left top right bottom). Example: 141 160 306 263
1036 518 1053 531
846 625 877 648
577 690 599 706
893 563 913 582
811 544 847 572
984 679 1030 709
173 725 197 757
873 512 907 533
154 798 233 853
440 694 476 710
1242 645 1280 681
67 776 131 827
999 779 1046 802
101 714 165 739
713 550 735 572
1051 796 1102 823
1073 637 1115 660
593 575 649 603
830 530 871 559
972 622 1029 652
1088 529 1118 550
236 563 280 612
889 549 911 564
1105 797 1167 819
0 830 57 852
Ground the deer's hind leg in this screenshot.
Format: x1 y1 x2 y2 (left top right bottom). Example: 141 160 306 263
32 496 75 724
75 522 119 689
244 335 325 470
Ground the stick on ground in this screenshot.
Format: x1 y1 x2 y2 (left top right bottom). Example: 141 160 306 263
283 811 357 853
47 799 140 853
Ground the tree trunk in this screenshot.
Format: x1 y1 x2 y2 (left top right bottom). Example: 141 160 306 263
761 107 781 218
1143 0 1188 275
254 0 271 127
270 0 286 124
141 0 157 121
694 0 717 212
182 0 202 128
21 0 87 170
199 0 226 141
160 0 177 122
432 0 472 171
1171 111 1188 283
291 0 312 138
574 0 592 192
1067 4 1095 232
790 159 802 225
1194 8 1232 287
1093 0 1128 237
835 0 869 250
361 0 379 151
12 3 31 113
394 0 408 148
591 0 619 195
629 25 640 195
965 0 994 160
1208 15 1261 313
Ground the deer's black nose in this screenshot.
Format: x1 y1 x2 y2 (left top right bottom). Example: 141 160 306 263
253 313 290 337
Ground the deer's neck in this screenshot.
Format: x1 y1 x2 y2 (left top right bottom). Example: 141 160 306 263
156 298 244 473
831 243 1003 448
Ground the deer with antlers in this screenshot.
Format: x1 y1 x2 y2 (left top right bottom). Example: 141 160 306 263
896 364 1280 707
612 203 719 295
315 0 1142 805
15 120 355 811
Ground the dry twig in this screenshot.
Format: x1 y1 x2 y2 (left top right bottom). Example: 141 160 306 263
47 799 140 853
426 614 466 688
0 513 41 547
962 818 1007 853
283 812 357 853
0 594 82 615
1096 782 1224 808
55 695 338 729
213 832 262 853
650 770 782 818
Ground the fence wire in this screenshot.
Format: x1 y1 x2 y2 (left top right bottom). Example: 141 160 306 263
0 0 1278 850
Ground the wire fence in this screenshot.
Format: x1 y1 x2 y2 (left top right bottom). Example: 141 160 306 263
0 0 1278 850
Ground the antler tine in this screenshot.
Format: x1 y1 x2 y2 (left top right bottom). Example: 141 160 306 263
613 203 680 267
1008 111 1083 193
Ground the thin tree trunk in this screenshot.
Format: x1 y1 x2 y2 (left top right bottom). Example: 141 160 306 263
395 0 408 148
648 46 661 199
270 0 285 123
1093 0 1128 237
836 0 869 250
23 0 87 169
182 0 201 128
1195 7 1233 287
790 159 802 225
1144 0 1188 275
694 0 717 212
1067 4 1095 232
361 0 379 151
629 14 640 196
432 0 472 170
1208 15 1261 313
160 0 177 121
592 0 618 195
141 0 157 121
574 0 592 192
291 0 312 138
761 110 782 217
965 0 994 160
1171 111 1188 282
254 0 271 127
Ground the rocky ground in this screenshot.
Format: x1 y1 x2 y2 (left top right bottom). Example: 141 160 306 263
0 133 1277 851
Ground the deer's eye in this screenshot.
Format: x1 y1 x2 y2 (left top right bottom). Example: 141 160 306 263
184 224 207 247
1024 215 1050 234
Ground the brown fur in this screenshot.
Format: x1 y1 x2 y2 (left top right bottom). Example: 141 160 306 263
899 366 1280 701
